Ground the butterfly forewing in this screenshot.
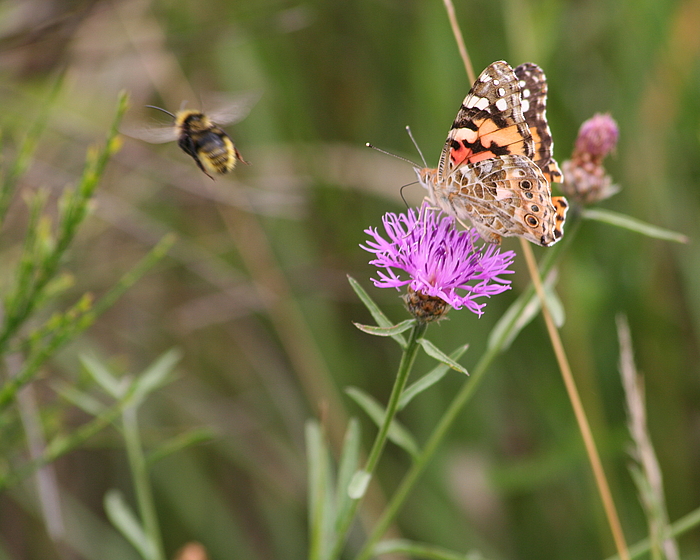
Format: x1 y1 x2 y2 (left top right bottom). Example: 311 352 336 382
438 61 534 181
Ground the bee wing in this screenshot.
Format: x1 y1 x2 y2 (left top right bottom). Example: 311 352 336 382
206 91 261 126
121 123 179 144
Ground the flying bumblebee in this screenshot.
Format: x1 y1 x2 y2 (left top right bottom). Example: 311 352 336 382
126 93 258 179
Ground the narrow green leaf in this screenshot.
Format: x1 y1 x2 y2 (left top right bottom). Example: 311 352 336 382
347 275 406 348
399 344 469 410
418 339 468 375
53 381 106 417
353 319 415 337
335 419 361 527
305 421 333 560
374 538 487 560
348 469 371 500
145 428 215 466
104 489 157 560
582 208 688 243
544 282 565 328
488 269 562 351
131 349 182 406
345 387 418 458
80 355 124 398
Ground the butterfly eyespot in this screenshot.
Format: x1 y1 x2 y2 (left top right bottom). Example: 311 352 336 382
530 204 540 212
525 215 539 227
523 191 534 199
520 179 532 190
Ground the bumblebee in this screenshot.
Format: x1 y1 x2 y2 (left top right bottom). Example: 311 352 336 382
127 93 258 179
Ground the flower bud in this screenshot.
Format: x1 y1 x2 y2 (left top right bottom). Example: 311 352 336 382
574 113 619 161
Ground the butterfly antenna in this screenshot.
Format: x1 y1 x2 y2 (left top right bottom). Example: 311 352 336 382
405 125 427 167
145 105 177 119
365 143 420 167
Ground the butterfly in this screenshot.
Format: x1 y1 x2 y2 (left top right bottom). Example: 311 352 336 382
416 60 568 247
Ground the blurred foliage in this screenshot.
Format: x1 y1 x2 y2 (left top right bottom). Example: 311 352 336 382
0 0 699 559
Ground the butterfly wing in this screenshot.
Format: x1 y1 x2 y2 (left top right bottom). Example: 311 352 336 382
438 154 567 246
437 61 534 181
514 63 563 183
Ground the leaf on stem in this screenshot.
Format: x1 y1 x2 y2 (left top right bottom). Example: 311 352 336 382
582 208 688 243
399 344 469 410
488 269 563 351
417 339 468 375
130 349 182 407
347 275 407 348
305 420 334 560
53 382 107 417
145 428 216 466
334 419 361 526
344 387 418 458
373 538 486 560
348 469 371 500
80 355 125 399
352 319 415 337
104 489 158 560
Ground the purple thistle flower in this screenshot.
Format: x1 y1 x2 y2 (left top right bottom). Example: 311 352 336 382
361 203 516 318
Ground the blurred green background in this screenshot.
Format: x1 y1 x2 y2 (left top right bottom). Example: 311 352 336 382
0 0 699 558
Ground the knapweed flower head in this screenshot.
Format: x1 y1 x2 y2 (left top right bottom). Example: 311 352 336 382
574 113 619 159
561 113 620 204
361 203 516 320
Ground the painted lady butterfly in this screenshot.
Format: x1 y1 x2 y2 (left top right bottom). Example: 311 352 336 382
416 61 568 247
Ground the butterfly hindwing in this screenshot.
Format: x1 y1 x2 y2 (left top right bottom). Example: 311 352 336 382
514 63 563 183
438 154 565 246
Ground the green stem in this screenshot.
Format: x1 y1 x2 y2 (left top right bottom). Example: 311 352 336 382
605 504 700 560
353 218 581 560
331 320 427 559
123 405 165 560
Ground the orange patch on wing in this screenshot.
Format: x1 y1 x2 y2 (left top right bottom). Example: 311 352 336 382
468 150 497 163
480 125 524 149
449 144 475 166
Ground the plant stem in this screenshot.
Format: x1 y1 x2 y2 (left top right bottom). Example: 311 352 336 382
352 222 580 560
123 405 165 560
332 320 427 559
354 330 495 560
605 505 700 560
519 238 629 560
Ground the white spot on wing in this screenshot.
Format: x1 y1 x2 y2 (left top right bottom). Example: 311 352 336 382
497 87 506 96
474 97 489 110
521 88 531 98
521 99 530 113
480 74 492 82
495 98 508 112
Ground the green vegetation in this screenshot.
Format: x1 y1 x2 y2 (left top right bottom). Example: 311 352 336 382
0 1 698 559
